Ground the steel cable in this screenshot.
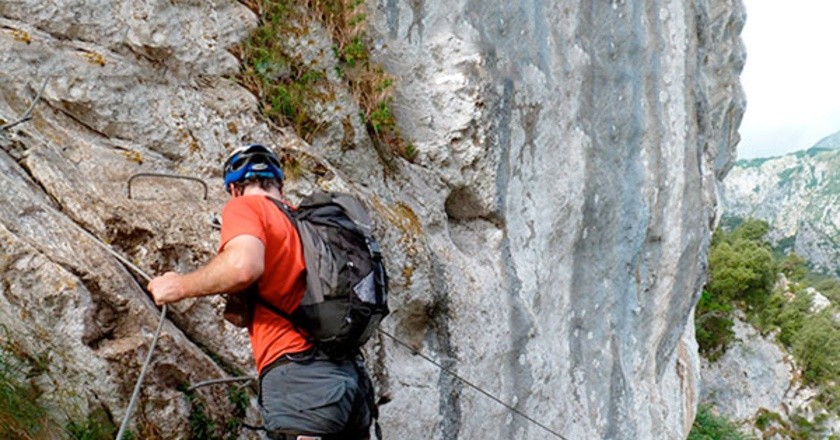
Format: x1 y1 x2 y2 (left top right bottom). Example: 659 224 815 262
115 305 166 440
379 329 569 440
61 225 166 440
27 196 167 440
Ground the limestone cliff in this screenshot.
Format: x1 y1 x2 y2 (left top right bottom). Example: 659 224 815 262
722 131 840 275
0 0 745 439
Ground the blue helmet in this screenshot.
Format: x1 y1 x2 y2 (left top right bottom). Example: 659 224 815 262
223 144 285 193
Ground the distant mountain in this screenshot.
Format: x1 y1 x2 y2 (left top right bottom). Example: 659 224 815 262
722 131 840 274
812 130 840 151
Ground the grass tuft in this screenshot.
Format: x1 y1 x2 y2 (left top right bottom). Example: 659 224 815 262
236 0 416 162
688 405 752 440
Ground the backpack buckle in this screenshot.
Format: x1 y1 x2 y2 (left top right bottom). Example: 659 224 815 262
366 237 382 259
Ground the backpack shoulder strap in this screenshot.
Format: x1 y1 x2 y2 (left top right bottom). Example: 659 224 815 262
254 197 311 339
265 196 295 221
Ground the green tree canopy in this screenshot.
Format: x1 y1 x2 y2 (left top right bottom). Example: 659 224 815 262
707 235 775 309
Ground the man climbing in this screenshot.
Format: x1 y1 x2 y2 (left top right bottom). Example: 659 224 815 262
148 144 375 440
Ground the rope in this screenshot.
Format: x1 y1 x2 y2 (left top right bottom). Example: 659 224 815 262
379 329 569 440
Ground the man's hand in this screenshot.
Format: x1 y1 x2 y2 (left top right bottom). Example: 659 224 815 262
145 235 264 305
148 272 186 305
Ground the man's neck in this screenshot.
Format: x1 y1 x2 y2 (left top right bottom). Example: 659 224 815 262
241 186 282 199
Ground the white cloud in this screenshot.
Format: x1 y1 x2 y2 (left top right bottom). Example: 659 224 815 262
737 0 840 159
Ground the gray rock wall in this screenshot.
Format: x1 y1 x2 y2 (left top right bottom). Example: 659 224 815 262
370 0 743 438
0 0 744 438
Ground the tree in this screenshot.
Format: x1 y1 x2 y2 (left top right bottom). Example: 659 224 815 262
697 218 775 359
707 238 775 309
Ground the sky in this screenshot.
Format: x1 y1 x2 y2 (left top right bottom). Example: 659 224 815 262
737 0 840 159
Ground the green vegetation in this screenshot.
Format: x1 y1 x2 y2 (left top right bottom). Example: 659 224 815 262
775 235 798 256
178 383 252 440
696 219 775 360
754 408 783 432
181 385 217 439
751 409 830 440
0 346 56 438
237 0 416 162
0 330 116 440
237 0 326 140
735 156 773 169
0 323 254 440
698 217 840 435
776 165 803 185
688 405 752 440
795 147 831 159
65 409 116 440
224 385 250 437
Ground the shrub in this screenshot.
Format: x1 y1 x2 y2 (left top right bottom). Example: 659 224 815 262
65 411 115 440
179 386 217 440
754 408 783 431
695 290 735 361
792 312 840 385
700 217 840 432
780 253 808 282
752 408 827 440
758 291 810 346
697 219 775 359
688 404 752 440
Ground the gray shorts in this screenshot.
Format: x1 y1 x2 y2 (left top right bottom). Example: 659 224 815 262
259 355 373 439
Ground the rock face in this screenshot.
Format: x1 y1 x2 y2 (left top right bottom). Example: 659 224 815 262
700 317 798 422
0 0 745 439
722 131 840 274
699 307 840 437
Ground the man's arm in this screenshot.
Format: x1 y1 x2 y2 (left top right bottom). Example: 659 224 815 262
148 235 265 305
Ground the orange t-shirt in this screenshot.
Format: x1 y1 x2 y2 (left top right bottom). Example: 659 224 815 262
219 195 311 374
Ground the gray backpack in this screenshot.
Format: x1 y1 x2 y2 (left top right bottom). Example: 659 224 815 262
264 192 390 358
